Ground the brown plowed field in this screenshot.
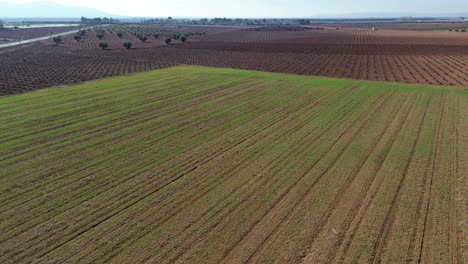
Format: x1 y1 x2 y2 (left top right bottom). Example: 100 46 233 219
55 25 241 50
2 26 468 95
311 21 468 31
0 26 82 41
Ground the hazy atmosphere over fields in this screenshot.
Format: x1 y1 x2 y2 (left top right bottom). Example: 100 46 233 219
2 0 468 17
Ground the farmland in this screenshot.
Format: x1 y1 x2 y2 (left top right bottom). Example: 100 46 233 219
0 26 82 41
3 25 468 95
0 66 466 263
56 25 228 50
311 21 468 31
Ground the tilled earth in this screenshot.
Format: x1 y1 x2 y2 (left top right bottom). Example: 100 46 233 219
2 27 468 95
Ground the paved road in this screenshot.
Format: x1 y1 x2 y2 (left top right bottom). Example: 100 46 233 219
0 26 95 49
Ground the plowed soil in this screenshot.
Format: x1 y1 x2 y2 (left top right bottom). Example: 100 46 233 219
0 26 81 40
310 21 468 31
2 26 468 95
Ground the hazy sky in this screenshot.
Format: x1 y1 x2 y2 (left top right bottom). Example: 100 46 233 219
3 0 468 17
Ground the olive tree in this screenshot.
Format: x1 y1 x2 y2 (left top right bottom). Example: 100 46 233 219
99 42 109 50
52 36 62 44
123 42 132 49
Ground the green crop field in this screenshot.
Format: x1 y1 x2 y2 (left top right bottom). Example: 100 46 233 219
0 66 466 263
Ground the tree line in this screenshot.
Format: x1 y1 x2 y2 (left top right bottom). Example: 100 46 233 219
81 17 120 24
140 17 314 26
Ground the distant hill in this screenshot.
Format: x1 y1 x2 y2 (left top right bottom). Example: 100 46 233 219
0 2 120 19
314 12 468 19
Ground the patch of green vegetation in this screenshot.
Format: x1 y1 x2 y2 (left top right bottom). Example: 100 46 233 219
0 66 465 263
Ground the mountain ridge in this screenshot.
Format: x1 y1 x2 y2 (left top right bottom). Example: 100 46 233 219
0 2 121 18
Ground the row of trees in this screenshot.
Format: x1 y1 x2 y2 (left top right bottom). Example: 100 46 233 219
96 31 180 43
95 36 183 50
53 26 190 48
209 18 313 25
0 19 4 29
141 17 315 26
65 37 179 49
97 29 191 43
97 42 132 49
80 17 120 24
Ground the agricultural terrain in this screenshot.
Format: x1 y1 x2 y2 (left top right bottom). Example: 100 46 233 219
0 66 466 263
311 21 468 31
0 26 82 41
3 25 468 95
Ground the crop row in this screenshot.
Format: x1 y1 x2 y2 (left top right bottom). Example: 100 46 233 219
0 66 465 263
